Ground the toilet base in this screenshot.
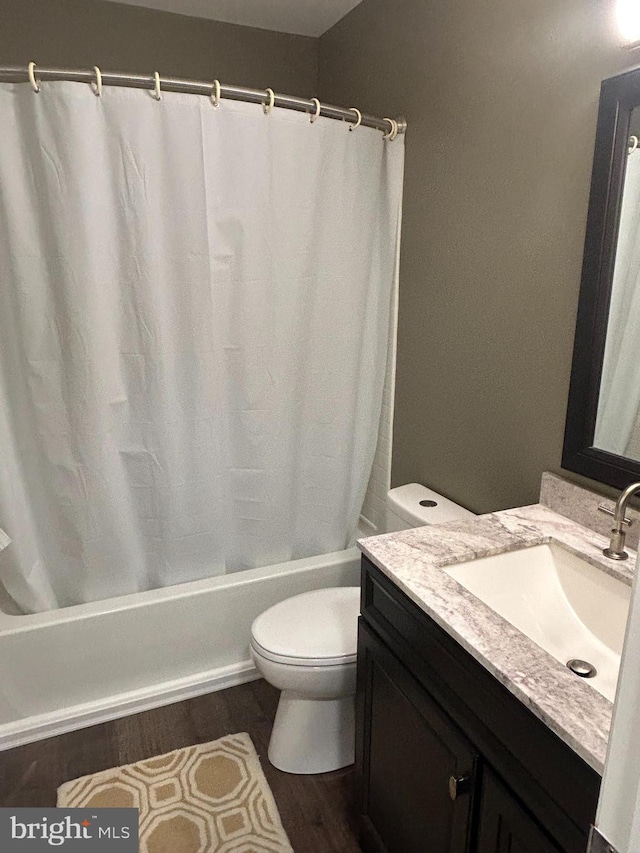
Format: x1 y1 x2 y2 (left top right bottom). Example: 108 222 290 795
268 691 355 774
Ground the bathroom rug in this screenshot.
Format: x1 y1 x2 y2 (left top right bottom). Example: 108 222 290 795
57 731 293 852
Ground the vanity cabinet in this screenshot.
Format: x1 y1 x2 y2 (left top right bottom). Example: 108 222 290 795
356 557 601 853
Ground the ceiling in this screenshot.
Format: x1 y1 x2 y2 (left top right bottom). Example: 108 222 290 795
102 0 364 37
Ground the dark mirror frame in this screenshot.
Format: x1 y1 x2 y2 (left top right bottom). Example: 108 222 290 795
563 65 640 489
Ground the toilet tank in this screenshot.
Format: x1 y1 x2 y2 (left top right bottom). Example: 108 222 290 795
385 483 475 532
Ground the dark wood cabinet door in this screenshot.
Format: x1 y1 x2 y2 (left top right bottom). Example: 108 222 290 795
357 620 478 853
476 769 563 853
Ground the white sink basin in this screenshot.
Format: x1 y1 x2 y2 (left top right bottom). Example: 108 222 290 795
444 543 631 702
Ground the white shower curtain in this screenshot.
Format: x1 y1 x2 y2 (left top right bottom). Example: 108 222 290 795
594 150 640 458
0 82 404 612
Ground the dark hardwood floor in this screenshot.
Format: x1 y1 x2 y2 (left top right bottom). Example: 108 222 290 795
0 679 362 853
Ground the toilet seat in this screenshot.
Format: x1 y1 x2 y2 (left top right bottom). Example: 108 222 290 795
250 587 360 668
250 638 356 667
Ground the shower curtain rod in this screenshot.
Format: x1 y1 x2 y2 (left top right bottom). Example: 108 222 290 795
0 64 407 136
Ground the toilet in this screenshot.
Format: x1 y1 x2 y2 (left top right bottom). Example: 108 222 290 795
250 483 475 775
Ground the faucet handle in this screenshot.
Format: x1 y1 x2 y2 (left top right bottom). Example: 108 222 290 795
598 503 633 526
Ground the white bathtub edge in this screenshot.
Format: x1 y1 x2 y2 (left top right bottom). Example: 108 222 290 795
0 659 260 752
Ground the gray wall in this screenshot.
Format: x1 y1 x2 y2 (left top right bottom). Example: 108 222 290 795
319 0 637 513
0 0 317 94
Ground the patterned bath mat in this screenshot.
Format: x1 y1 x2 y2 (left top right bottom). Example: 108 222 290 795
57 732 293 852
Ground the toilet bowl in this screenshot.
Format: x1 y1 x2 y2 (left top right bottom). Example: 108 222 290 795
252 484 475 775
250 586 360 775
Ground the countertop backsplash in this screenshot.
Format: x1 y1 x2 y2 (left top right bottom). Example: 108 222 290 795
540 472 640 551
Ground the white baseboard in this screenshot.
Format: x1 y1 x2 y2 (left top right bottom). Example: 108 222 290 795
0 660 260 751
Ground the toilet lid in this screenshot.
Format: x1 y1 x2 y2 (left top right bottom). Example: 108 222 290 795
250 587 360 667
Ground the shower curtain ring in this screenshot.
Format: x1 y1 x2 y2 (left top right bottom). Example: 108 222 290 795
310 98 321 123
383 118 398 141
27 61 40 93
153 71 162 101
262 88 275 114
210 79 221 108
90 66 103 97
630 135 639 154
348 107 362 131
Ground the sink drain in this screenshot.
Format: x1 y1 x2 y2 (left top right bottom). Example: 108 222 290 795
566 659 597 678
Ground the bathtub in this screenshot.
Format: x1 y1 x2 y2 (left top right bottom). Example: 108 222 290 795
0 547 361 750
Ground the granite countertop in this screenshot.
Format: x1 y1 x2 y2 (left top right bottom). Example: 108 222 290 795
358 503 636 774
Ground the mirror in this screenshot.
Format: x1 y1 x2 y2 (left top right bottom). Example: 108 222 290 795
594 105 640 462
563 69 640 488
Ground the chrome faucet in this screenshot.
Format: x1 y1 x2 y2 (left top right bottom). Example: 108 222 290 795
599 481 640 561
